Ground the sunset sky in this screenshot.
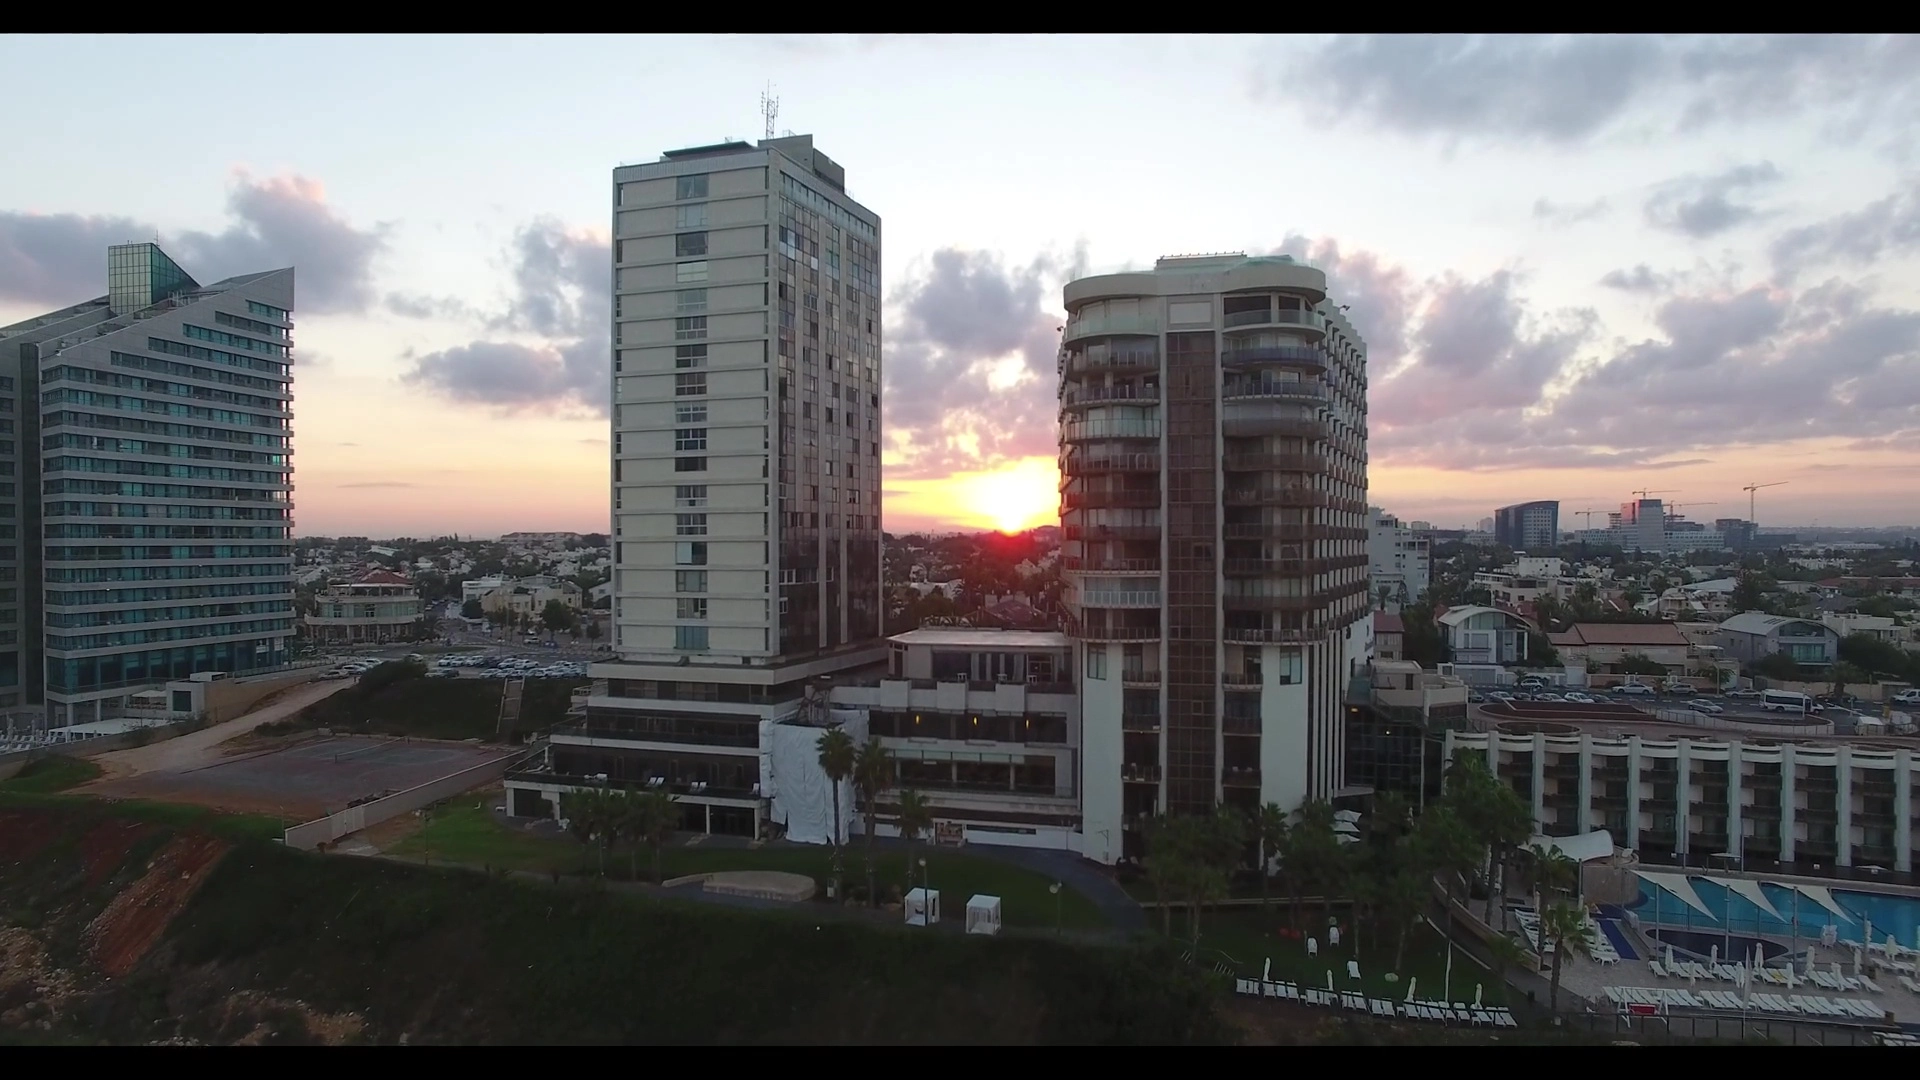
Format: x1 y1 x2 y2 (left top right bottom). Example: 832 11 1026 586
3 35 1918 536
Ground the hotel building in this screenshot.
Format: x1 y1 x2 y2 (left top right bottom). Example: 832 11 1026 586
506 136 885 834
0 243 296 723
1058 253 1372 864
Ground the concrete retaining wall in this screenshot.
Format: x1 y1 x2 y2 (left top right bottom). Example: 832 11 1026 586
202 669 320 723
284 746 539 851
0 718 202 780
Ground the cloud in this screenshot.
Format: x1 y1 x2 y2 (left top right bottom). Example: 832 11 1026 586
1769 183 1920 276
883 244 1086 479
1643 162 1783 237
0 171 388 315
1533 197 1611 226
1264 34 1920 146
338 481 417 489
1599 265 1673 293
577 436 606 445
386 292 472 320
399 218 609 415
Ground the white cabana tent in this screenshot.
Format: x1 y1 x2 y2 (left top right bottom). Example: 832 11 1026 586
1528 829 1615 863
906 887 942 927
966 894 1002 935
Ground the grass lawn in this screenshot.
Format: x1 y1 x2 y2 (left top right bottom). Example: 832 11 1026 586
0 755 104 793
389 797 1109 930
1167 907 1507 1006
0 788 290 843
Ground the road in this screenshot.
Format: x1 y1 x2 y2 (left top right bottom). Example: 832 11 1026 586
80 679 354 784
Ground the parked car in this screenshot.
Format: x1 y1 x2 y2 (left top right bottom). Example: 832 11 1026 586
1564 692 1595 704
1726 689 1761 700
1619 684 1656 696
1894 689 1920 706
1536 693 1565 703
1467 690 1486 703
1489 691 1515 702
1687 700 1726 715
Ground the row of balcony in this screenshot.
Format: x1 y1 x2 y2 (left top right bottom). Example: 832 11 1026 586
1060 413 1366 445
1061 554 1367 579
1061 451 1160 475
1061 384 1159 409
1221 485 1330 509
1059 522 1369 544
1057 450 1348 477
1062 555 1160 573
1220 380 1328 404
1061 488 1160 510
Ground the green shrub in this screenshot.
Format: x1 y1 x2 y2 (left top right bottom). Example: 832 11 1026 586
0 755 104 793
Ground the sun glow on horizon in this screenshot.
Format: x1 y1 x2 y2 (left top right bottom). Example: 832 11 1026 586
888 456 1061 534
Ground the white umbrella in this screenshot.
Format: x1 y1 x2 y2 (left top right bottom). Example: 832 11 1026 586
1474 983 1484 1008
1666 943 1676 969
1262 957 1271 983
1406 976 1418 1003
1326 969 1335 992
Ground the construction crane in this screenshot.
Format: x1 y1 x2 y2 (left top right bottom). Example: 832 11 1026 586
1571 508 1606 527
1631 488 1677 500
1667 501 1719 516
1743 481 1788 525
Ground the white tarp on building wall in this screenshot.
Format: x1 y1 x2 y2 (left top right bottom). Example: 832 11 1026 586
765 710 866 846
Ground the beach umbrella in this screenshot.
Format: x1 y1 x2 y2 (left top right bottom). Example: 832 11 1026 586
1666 943 1676 969
1406 977 1417 1003
1711 944 1719 967
1474 984 1483 1008
1326 969 1335 992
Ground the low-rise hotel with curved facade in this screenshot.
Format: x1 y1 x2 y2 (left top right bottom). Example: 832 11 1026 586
1059 253 1372 864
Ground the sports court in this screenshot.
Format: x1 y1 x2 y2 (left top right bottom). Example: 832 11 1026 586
89 736 511 820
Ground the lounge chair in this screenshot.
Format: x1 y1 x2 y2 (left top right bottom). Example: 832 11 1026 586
1860 976 1884 994
1897 975 1920 994
1650 960 1669 978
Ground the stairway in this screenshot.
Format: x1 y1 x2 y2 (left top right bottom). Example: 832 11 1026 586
497 678 525 738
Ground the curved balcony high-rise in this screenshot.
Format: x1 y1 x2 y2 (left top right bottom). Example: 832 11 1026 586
1060 253 1370 864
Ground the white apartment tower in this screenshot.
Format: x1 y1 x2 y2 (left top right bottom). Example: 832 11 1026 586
1061 254 1372 864
504 137 884 835
1367 506 1430 612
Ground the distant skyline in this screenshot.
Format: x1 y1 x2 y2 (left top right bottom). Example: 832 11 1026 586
4 34 1919 534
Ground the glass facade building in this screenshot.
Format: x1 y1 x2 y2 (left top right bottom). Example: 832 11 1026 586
0 244 295 724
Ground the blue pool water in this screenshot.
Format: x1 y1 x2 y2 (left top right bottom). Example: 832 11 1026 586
1645 928 1788 963
1633 877 1920 950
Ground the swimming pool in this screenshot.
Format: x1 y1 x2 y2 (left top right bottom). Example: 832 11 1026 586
1644 928 1788 963
1632 875 1920 950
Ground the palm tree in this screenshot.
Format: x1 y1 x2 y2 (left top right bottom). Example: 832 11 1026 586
895 789 933 900
561 787 612 876
852 736 892 906
816 727 856 902
1483 930 1534 998
633 786 680 883
1254 801 1289 921
1292 799 1344 929
1540 900 1590 1013
1525 844 1580 913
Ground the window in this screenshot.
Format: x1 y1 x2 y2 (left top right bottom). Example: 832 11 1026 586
676 232 709 257
673 456 707 472
675 372 706 396
675 625 709 651
674 428 707 452
675 513 708 536
675 570 708 592
676 261 709 284
675 484 707 508
674 344 707 368
676 174 709 200
677 597 709 620
676 204 709 229
675 542 708 566
675 403 707 424
1087 650 1107 680
675 288 707 314
674 316 707 341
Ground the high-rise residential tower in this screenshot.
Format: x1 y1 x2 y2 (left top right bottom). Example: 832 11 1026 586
1493 500 1559 552
1060 254 1371 864
0 243 296 724
506 136 884 835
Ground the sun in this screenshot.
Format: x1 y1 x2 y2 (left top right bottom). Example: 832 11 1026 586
963 458 1061 534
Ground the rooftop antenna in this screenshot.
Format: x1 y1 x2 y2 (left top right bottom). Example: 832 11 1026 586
761 83 780 141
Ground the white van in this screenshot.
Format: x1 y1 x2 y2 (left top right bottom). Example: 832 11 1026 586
1762 689 1814 713
1893 689 1920 706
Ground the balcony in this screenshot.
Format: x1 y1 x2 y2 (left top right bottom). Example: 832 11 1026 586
1223 626 1319 645
1064 350 1158 377
1061 488 1160 510
1223 554 1369 577
1076 622 1162 642
1062 385 1160 410
1222 672 1262 689
1219 410 1327 440
1222 450 1326 473
1079 588 1161 609
1221 588 1326 612
1123 765 1162 784
1220 343 1329 369
1221 380 1329 405
1063 451 1160 475
1121 709 1162 731
1222 485 1331 509
1063 555 1161 573
1222 522 1363 542
1062 314 1160 343
1222 767 1263 788
1121 668 1161 687
1063 418 1162 443
1063 523 1161 541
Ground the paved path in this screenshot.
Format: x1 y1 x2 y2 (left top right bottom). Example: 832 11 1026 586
80 680 352 784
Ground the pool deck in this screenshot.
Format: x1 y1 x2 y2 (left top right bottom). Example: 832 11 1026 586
1554 931 1920 1026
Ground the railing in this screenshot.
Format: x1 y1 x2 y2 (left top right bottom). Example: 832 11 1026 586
1076 624 1162 642
1079 590 1161 608
1221 590 1324 612
1222 768 1263 787
1219 413 1327 439
1062 524 1161 541
1120 668 1161 685
1064 351 1158 376
1062 419 1162 442
1221 451 1326 472
1221 381 1328 403
1063 451 1160 474
1222 555 1367 576
1222 522 1359 541
1222 307 1274 328
1222 486 1330 508
1220 343 1329 368
1223 626 1322 645
1121 710 1162 730
1122 765 1162 783
1063 556 1160 573
1221 672 1262 687
1062 315 1160 342
1061 488 1160 510
1062 385 1160 408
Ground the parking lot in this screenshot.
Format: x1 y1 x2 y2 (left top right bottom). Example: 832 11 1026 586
314 653 590 683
